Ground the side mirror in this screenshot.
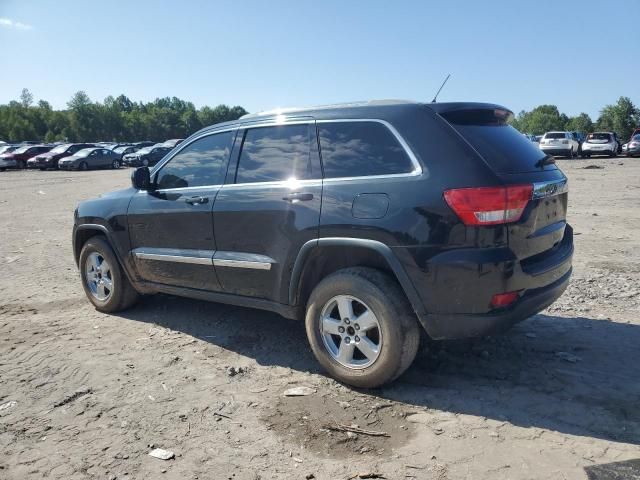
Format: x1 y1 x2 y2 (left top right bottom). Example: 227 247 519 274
131 166 151 190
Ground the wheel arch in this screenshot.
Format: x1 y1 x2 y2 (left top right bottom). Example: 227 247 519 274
290 238 426 320
73 224 110 266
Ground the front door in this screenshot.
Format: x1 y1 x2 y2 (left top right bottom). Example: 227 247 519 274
127 129 237 291
212 121 322 303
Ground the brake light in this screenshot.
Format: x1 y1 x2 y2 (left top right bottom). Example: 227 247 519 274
443 185 533 226
490 291 520 308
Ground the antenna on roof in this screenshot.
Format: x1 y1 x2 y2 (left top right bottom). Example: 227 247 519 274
431 74 451 103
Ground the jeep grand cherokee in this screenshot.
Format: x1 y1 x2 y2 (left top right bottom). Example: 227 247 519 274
73 100 573 388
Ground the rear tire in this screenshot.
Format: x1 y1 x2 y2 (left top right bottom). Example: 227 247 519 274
305 267 420 388
79 237 139 313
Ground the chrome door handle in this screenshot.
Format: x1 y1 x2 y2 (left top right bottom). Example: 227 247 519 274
185 196 208 205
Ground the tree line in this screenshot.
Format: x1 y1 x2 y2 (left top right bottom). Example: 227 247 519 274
510 96 640 140
2 89 639 143
0 88 248 143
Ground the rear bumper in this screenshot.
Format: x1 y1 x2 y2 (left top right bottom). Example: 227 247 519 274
540 146 572 156
0 158 18 168
399 225 574 339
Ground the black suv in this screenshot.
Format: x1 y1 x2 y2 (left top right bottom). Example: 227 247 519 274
122 145 172 167
73 101 573 387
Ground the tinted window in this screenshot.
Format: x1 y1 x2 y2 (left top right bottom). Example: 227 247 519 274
318 122 414 178
236 124 314 183
545 132 566 139
155 131 234 189
443 111 551 174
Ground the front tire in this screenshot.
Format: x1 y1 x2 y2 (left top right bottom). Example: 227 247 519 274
79 161 88 171
112 159 120 169
79 237 138 312
305 267 420 388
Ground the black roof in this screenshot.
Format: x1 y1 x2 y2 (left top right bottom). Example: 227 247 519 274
197 100 512 135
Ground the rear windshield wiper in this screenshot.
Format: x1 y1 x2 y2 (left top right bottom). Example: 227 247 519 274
535 155 556 168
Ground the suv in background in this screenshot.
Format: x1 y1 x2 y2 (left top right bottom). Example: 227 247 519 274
73 101 573 388
540 131 579 158
27 143 94 170
581 132 619 158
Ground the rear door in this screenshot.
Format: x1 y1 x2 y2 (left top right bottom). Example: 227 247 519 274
212 120 322 303
127 129 237 291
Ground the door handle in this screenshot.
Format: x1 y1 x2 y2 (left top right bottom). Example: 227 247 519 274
283 192 314 202
185 195 209 205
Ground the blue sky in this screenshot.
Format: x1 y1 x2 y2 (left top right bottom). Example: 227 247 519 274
0 0 638 119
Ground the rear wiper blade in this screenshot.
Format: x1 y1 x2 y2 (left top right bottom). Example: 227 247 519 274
535 155 556 168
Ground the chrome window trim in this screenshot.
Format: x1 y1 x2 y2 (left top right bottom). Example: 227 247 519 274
138 117 423 192
221 179 322 190
532 177 568 200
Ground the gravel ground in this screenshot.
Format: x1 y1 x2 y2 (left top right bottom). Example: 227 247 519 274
0 158 639 480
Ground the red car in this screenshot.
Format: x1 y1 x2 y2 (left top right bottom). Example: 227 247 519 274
27 143 95 170
0 145 52 170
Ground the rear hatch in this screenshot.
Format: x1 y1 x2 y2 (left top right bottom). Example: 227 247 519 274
586 133 612 145
437 105 569 264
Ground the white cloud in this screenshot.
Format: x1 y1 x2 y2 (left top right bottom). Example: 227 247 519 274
0 18 33 31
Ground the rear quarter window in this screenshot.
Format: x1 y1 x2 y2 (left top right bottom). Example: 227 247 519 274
318 121 414 178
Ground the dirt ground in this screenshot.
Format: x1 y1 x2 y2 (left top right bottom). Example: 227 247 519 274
1 157 639 480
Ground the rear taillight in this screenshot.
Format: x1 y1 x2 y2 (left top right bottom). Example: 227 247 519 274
443 185 533 226
490 291 520 308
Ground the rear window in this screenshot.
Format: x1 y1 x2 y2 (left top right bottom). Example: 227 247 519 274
587 133 612 141
442 110 552 174
545 132 566 139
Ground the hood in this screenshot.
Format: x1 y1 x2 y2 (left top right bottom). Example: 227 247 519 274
0 152 17 159
99 187 137 199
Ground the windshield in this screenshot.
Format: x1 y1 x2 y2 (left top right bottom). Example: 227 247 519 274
0 145 15 154
51 144 72 153
74 148 94 157
13 146 32 154
544 132 566 139
632 135 640 142
114 147 130 153
136 147 153 154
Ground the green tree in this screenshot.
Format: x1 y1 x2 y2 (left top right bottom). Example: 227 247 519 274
510 105 567 135
20 88 34 108
566 113 593 134
596 96 639 140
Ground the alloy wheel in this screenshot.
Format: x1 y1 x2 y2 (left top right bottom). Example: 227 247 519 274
85 252 113 301
320 295 382 369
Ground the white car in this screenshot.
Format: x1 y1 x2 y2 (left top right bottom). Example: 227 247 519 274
581 132 618 158
539 131 579 158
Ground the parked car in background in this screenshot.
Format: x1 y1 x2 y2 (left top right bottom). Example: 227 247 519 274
539 131 579 158
113 145 140 159
27 143 94 170
581 132 618 158
58 147 122 170
522 133 538 143
134 141 156 148
0 144 52 170
72 100 573 388
122 144 171 167
626 134 640 157
630 128 640 141
161 138 184 148
0 144 19 156
105 143 133 151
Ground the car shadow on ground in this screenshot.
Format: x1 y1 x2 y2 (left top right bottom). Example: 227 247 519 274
117 294 640 446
